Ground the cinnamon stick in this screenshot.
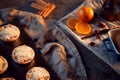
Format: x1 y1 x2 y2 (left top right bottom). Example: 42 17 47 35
42 4 56 18
36 0 48 7
31 2 45 10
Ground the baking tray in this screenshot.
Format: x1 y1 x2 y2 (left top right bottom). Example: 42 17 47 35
0 18 60 80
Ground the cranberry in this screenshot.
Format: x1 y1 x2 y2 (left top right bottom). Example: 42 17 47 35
94 29 100 34
94 29 101 39
96 35 101 39
98 22 106 28
89 42 96 46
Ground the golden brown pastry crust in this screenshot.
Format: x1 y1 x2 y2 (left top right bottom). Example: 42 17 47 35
0 77 15 80
12 45 35 64
0 56 8 74
0 24 20 42
26 67 50 80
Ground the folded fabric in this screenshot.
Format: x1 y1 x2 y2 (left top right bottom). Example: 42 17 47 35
40 42 77 80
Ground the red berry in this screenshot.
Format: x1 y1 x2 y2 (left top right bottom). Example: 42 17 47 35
89 42 96 46
98 22 106 28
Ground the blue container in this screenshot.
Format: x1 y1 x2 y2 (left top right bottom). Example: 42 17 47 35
102 28 120 60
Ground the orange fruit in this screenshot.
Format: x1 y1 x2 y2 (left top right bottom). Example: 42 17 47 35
75 22 92 35
67 17 79 29
78 6 94 22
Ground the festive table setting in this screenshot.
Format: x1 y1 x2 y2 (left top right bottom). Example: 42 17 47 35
0 0 120 80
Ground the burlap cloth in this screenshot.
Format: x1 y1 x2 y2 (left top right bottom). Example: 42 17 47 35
0 8 87 80
57 0 120 76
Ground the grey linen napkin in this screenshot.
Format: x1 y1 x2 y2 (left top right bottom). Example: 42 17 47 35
0 8 87 80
